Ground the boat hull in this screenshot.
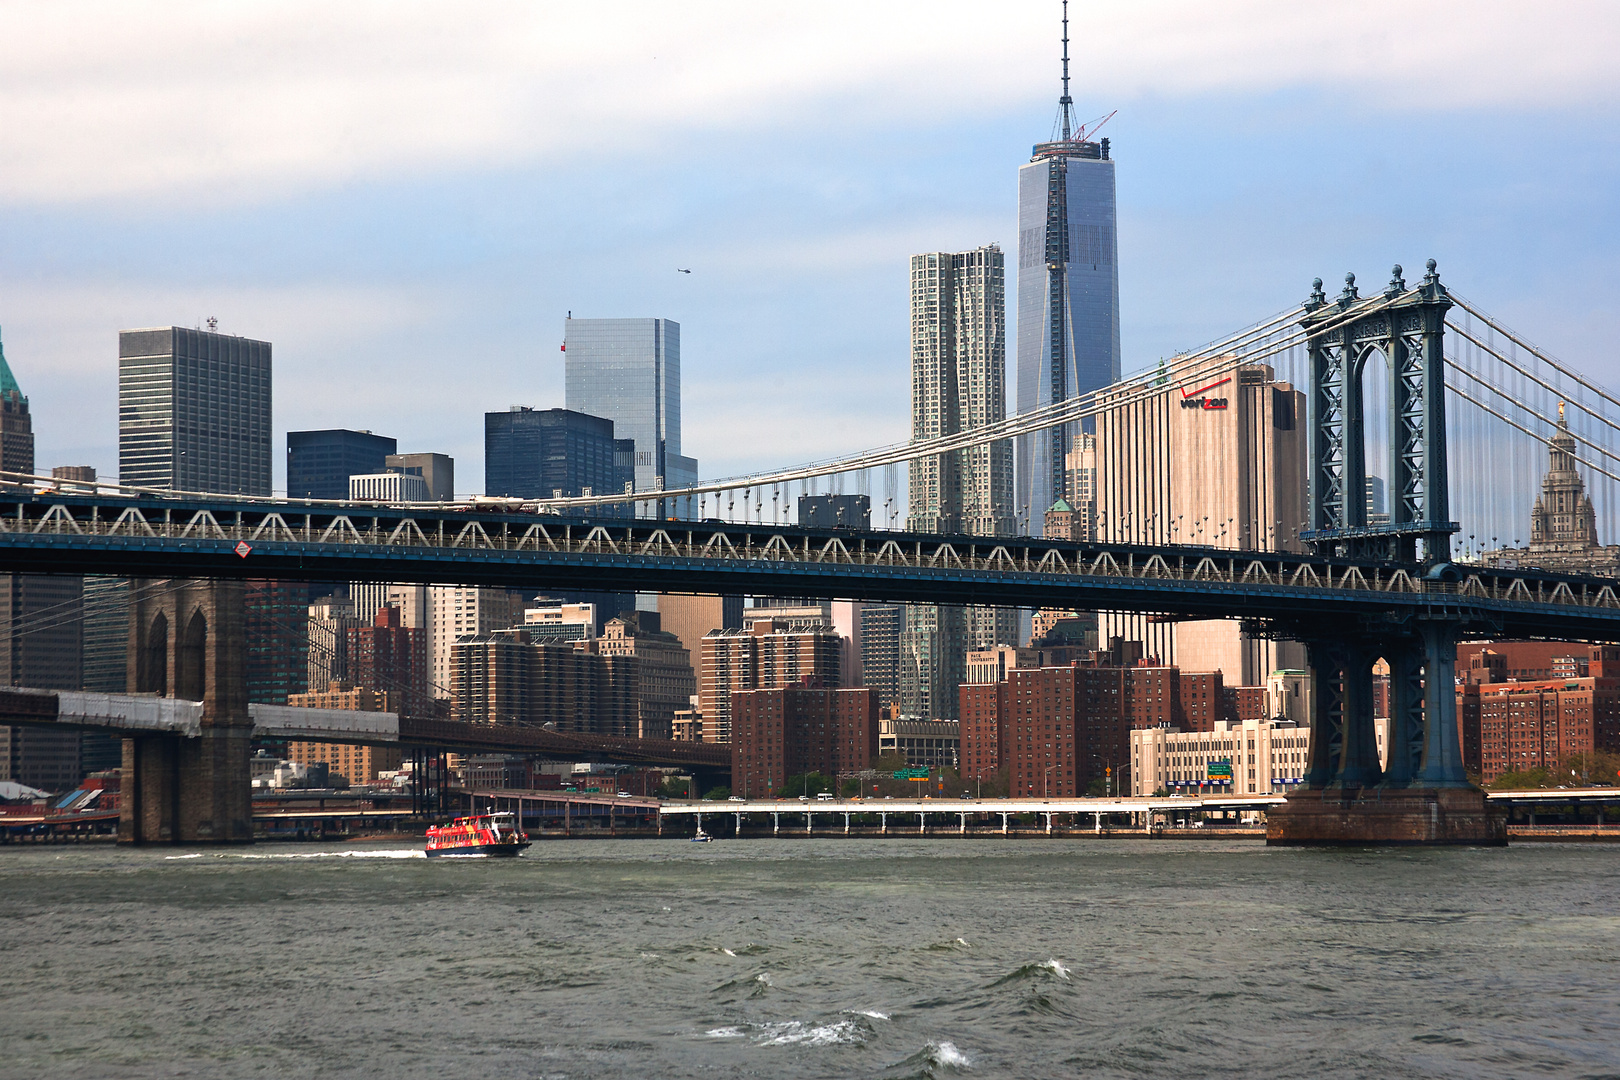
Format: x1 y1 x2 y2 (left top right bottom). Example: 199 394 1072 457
425 841 532 858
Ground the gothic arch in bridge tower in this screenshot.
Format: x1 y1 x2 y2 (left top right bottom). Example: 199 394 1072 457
121 579 253 845
177 608 208 702
137 610 168 696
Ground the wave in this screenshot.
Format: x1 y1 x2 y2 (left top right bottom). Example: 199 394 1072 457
702 1014 879 1048
885 1040 973 1077
988 958 1070 987
712 971 778 999
925 937 973 952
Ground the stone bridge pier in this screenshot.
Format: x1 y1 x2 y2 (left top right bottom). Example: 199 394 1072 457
119 579 254 844
1266 620 1505 846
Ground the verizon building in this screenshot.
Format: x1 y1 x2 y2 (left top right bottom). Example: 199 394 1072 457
1094 362 1306 683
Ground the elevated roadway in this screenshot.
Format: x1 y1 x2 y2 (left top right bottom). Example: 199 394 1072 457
5 492 1620 637
0 688 729 772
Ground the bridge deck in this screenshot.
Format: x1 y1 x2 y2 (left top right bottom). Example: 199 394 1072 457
3 493 1619 637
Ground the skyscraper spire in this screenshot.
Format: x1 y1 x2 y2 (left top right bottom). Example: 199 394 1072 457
1059 0 1074 141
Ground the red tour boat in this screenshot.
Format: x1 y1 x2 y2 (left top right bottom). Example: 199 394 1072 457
425 812 531 857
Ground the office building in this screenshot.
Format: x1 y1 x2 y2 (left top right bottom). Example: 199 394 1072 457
350 471 429 503
657 594 744 670
1094 361 1306 682
0 573 83 792
244 580 309 704
0 340 84 789
118 325 271 495
284 684 402 784
1129 719 1357 797
0 329 32 486
564 317 698 508
798 494 871 530
699 619 842 743
878 716 959 771
308 598 362 691
730 687 878 799
348 606 428 718
385 453 455 501
583 612 694 740
484 406 634 510
1014 53 1120 533
78 576 130 774
451 629 640 736
287 429 396 500
1484 409 1620 575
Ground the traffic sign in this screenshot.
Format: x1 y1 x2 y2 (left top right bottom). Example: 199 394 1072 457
892 768 928 780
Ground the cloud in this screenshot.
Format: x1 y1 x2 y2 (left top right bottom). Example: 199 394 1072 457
0 1 1614 207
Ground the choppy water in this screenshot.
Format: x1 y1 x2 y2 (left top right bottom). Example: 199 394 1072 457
1 838 1618 1079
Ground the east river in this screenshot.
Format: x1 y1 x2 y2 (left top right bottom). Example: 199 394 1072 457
1 838 1616 1079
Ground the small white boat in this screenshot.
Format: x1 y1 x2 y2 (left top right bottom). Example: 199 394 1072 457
691 829 714 843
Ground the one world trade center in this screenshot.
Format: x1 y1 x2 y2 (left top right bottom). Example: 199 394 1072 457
1015 2 1120 534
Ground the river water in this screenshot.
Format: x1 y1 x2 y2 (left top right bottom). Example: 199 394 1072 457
1 838 1617 1080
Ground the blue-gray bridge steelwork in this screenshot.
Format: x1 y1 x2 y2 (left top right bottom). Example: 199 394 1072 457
4 263 1615 842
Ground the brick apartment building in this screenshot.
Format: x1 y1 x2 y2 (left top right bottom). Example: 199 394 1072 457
1456 642 1620 783
958 651 1242 795
730 685 878 798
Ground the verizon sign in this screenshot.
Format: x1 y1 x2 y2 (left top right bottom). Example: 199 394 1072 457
1180 375 1230 411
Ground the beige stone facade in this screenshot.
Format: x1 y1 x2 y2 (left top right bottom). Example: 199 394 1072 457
1095 361 1307 683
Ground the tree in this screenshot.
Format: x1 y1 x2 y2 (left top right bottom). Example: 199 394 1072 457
701 785 731 801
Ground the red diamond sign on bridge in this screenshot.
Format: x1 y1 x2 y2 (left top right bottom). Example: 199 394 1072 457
234 541 252 559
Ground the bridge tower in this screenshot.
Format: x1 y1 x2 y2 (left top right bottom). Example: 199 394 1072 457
1268 262 1502 845
119 579 254 844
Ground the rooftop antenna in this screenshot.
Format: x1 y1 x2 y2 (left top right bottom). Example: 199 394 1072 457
1059 0 1074 141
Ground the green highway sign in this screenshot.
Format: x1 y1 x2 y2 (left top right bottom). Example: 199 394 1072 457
1207 760 1233 779
892 768 929 780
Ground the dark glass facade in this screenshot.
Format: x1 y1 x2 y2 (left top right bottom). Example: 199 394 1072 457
485 407 634 513
287 429 397 500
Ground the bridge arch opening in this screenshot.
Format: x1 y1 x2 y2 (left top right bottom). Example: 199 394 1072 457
1355 344 1394 530
177 609 208 702
138 612 168 696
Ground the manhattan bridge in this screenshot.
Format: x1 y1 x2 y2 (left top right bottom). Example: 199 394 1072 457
4 262 1618 843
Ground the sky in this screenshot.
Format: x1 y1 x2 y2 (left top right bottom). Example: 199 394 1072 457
1 1 1617 496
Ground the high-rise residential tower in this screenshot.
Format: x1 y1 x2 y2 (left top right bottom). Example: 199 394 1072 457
564 318 698 510
1014 7 1120 534
902 246 1017 721
118 326 272 495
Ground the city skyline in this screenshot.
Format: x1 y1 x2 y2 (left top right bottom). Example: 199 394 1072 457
0 5 1613 495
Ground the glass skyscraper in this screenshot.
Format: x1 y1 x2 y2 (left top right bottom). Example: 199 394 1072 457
564 318 698 510
484 406 635 511
1014 132 1120 534
287 429 397 500
119 326 272 496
